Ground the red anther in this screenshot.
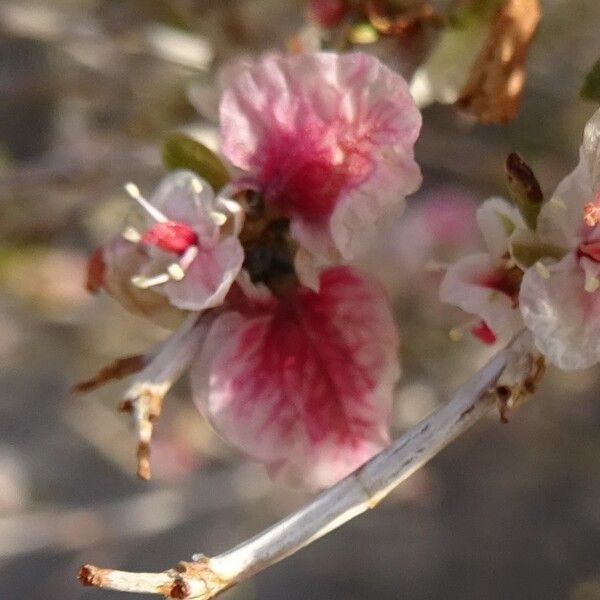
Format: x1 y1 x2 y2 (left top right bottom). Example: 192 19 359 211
142 222 198 255
471 321 497 345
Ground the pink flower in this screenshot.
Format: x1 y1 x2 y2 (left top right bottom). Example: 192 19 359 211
219 52 422 262
90 171 245 318
519 109 600 369
80 53 409 488
191 267 400 490
440 197 526 344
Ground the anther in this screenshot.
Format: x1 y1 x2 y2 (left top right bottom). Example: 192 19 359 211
210 211 228 226
535 261 550 279
122 226 142 243
585 275 600 293
167 263 185 281
449 327 464 342
190 178 203 194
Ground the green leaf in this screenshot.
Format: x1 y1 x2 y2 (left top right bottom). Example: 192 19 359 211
161 133 230 192
581 59 600 103
504 152 544 230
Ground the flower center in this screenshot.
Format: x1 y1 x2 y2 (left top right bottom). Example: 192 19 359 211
141 221 198 255
477 264 522 307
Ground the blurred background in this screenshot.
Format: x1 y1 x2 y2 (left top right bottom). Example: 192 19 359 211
0 0 599 598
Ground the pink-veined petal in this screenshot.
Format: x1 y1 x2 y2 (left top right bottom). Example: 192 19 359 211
191 266 400 490
220 52 422 260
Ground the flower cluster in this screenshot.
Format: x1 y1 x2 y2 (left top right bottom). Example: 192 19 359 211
441 108 600 370
79 52 421 489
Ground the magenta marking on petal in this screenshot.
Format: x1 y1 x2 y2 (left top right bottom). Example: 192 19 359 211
193 266 399 487
220 53 422 244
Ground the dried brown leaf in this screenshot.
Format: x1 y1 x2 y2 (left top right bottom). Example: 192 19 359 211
456 0 540 123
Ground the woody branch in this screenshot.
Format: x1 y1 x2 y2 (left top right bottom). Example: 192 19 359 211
79 330 542 599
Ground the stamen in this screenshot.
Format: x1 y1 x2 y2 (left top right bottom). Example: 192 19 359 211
131 273 170 289
190 178 203 194
179 245 199 270
122 226 142 243
585 275 600 293
124 182 168 223
535 261 550 279
210 211 228 226
167 263 185 281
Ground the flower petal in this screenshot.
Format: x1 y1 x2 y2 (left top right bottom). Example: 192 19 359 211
537 109 600 247
520 253 600 369
191 266 400 489
476 196 524 258
158 237 244 311
440 253 523 340
220 52 421 260
150 170 220 244
100 236 185 329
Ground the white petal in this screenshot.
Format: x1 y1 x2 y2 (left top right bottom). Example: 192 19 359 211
520 253 600 369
